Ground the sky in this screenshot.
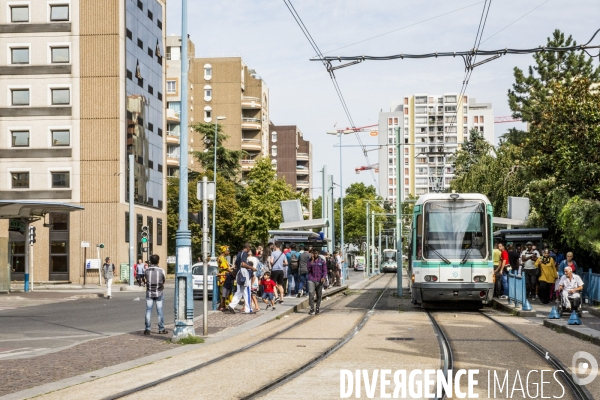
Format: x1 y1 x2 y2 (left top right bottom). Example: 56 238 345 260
166 0 600 199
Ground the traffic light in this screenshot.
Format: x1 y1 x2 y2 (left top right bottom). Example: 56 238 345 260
29 226 36 244
141 226 149 243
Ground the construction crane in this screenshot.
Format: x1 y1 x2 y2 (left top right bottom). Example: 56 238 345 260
355 164 379 174
494 116 522 123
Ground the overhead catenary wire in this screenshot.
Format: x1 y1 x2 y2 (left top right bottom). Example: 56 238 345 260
283 0 377 187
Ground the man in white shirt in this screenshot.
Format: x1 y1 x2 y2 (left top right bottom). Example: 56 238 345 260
557 266 584 311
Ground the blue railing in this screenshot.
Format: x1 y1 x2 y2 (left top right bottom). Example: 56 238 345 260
582 269 600 304
507 271 532 311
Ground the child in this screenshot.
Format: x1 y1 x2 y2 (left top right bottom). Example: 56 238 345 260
260 271 277 310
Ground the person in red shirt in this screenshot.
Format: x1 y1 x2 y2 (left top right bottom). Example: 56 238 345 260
498 242 510 299
260 272 277 310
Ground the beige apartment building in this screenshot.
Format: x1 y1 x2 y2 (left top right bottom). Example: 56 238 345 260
0 0 167 284
166 37 269 180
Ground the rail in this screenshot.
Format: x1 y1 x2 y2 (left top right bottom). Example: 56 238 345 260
582 269 600 304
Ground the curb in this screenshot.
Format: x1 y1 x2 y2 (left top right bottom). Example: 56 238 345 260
491 298 537 317
542 319 600 346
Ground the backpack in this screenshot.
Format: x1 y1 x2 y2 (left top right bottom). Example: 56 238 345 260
290 252 299 271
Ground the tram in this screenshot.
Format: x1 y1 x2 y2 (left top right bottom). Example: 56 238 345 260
380 249 398 273
408 193 494 308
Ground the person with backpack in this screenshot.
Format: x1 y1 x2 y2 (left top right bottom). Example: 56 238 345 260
227 243 256 314
286 244 300 297
102 257 116 299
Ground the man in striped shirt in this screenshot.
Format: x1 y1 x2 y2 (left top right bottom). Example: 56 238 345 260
144 254 167 335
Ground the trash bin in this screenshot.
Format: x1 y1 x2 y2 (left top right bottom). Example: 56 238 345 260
120 263 129 283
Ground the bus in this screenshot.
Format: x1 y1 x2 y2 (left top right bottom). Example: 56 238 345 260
408 193 494 308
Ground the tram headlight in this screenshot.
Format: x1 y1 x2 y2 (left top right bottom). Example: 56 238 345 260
473 275 486 282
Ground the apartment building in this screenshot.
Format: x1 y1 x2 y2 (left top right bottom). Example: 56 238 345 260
0 0 167 283
378 94 494 201
165 37 269 179
268 123 312 194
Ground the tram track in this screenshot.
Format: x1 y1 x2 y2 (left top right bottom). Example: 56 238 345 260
103 273 391 400
427 310 594 400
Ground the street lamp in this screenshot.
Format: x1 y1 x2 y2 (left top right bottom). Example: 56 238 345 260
327 129 353 281
211 116 226 261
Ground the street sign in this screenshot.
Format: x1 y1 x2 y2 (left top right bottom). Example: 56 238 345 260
81 241 90 248
197 181 216 201
86 259 100 269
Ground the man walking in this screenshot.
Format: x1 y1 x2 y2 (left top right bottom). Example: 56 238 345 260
144 254 167 335
297 245 311 297
102 257 116 299
307 248 328 315
227 243 256 314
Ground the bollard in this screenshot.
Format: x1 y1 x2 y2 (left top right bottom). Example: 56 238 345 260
547 306 561 319
567 310 582 325
212 274 219 311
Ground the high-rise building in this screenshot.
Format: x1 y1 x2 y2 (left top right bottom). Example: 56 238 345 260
378 94 494 201
165 37 269 179
268 123 312 196
0 0 167 283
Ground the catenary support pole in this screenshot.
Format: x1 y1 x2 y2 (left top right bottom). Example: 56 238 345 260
396 126 403 296
202 176 209 336
129 153 135 287
173 0 195 341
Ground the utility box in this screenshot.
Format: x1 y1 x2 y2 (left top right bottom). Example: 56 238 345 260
507 197 529 221
120 263 129 283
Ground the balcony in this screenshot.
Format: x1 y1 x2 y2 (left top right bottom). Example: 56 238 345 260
241 117 261 130
166 131 180 144
241 138 262 151
296 152 309 161
241 159 256 170
241 96 261 109
166 108 180 122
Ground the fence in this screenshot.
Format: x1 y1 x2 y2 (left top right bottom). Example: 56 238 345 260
582 269 600 304
507 271 532 311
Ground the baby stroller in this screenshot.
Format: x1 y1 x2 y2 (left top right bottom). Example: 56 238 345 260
558 292 583 318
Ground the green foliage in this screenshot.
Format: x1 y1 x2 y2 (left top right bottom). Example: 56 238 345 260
191 123 246 181
234 157 298 245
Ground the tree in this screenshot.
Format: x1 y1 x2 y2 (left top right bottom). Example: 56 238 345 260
508 29 600 122
234 157 298 245
191 122 246 181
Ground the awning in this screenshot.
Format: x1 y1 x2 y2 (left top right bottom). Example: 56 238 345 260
0 200 84 219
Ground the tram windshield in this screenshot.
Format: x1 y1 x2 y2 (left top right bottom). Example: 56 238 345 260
383 250 396 262
423 200 487 260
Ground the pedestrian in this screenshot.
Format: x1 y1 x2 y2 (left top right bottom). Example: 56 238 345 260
297 245 311 297
498 242 509 299
102 257 116 299
535 249 557 305
307 249 328 315
520 242 540 298
135 259 145 287
144 254 167 335
227 243 256 314
286 244 300 297
260 271 277 310
269 242 287 304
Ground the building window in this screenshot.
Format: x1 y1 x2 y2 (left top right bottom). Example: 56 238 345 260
51 88 70 105
52 130 69 146
11 131 29 147
11 48 29 64
271 131 277 143
51 172 70 188
50 5 69 21
271 145 277 157
11 89 29 106
11 6 28 22
51 47 69 63
11 172 29 188
167 80 176 93
157 218 163 245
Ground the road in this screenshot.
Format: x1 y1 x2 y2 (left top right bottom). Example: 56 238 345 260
0 284 208 360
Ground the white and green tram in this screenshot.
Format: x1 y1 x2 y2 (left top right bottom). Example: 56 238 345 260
408 193 494 308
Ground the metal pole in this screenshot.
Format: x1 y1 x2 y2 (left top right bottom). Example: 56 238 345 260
129 153 135 286
173 0 195 340
365 202 370 277
202 177 209 336
396 126 403 296
211 120 217 260
339 133 345 282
